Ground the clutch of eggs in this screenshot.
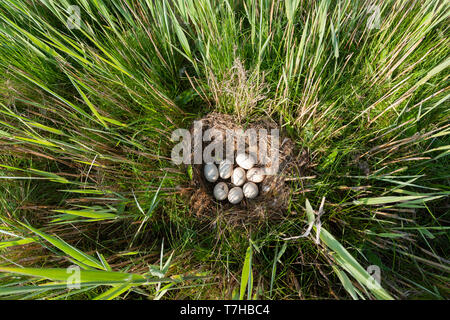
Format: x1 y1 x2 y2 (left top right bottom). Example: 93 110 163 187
204 152 265 204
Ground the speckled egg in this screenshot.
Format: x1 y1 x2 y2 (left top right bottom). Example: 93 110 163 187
246 167 265 183
243 182 259 199
236 152 256 170
231 167 246 186
228 187 244 204
218 159 233 179
204 163 219 182
213 182 229 201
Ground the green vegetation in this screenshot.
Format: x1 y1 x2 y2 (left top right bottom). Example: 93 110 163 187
0 0 448 300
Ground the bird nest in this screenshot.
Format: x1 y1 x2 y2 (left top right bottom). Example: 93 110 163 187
184 112 300 227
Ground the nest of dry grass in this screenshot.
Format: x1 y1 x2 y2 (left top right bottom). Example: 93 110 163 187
183 112 308 227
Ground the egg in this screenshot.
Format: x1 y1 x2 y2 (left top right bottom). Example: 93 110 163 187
218 159 233 179
213 182 229 201
204 163 219 182
246 167 265 183
231 167 246 186
235 152 256 170
228 187 244 204
243 182 259 199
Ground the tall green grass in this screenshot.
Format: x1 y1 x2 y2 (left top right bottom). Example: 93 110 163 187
0 0 448 299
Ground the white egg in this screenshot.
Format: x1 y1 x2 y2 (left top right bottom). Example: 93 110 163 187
246 167 265 183
243 182 259 199
213 182 229 201
218 159 233 179
235 152 256 170
228 187 244 204
204 163 219 182
231 167 246 186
